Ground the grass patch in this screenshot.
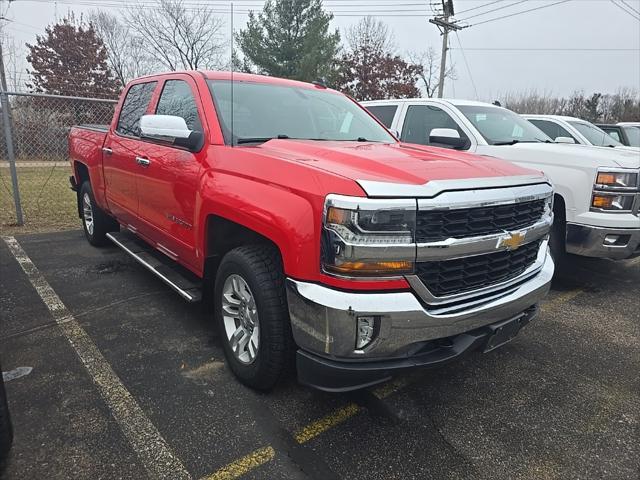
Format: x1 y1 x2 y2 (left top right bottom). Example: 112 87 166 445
0 165 79 235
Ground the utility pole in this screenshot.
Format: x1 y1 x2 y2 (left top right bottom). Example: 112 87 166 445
429 0 461 98
0 40 24 225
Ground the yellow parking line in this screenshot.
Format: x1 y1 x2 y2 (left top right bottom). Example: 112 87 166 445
294 403 361 444
371 376 413 400
541 289 583 313
201 446 275 480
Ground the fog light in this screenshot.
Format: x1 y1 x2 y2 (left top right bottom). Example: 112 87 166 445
604 234 630 246
604 235 620 245
356 316 376 349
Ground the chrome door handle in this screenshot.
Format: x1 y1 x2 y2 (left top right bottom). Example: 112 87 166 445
135 156 151 167
102 147 113 155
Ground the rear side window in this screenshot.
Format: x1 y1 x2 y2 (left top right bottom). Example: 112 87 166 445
528 119 576 142
156 80 202 132
116 82 157 137
401 105 469 148
366 105 398 128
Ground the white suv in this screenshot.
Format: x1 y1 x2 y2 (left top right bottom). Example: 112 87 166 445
363 99 640 260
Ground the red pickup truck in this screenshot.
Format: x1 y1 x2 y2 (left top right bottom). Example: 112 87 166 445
68 71 555 392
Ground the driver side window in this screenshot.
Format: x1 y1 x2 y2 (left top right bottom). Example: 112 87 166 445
401 105 469 149
528 119 576 142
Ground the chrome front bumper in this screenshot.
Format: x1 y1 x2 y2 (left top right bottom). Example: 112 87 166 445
286 246 554 359
566 223 640 259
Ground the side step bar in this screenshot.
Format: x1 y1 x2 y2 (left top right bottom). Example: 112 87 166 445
106 231 202 303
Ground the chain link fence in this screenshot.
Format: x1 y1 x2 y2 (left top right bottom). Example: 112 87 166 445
0 91 117 234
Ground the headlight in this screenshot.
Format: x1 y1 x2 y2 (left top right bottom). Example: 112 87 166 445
595 171 638 189
591 169 639 213
321 195 416 277
591 192 635 211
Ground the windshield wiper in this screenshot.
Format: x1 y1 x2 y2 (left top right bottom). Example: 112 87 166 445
493 139 520 146
236 134 290 144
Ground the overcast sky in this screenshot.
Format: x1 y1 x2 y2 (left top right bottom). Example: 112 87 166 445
1 0 639 101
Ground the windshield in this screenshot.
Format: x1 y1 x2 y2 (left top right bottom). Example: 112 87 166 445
623 126 640 147
457 105 552 145
569 121 623 147
207 80 395 145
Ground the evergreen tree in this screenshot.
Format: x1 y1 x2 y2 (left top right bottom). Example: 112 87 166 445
236 0 340 82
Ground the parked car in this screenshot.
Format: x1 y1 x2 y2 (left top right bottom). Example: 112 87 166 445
596 124 640 148
522 114 639 152
364 99 640 261
68 72 555 392
0 368 13 467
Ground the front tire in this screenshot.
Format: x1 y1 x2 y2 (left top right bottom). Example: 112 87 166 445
0 371 13 467
214 245 293 391
549 203 567 264
80 181 118 247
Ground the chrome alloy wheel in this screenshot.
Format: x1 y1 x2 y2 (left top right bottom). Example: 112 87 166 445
83 192 94 235
222 274 260 364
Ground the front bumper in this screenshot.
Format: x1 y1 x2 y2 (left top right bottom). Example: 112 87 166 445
566 223 640 259
297 306 539 392
286 249 554 391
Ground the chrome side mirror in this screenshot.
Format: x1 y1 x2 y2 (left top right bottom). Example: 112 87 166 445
140 114 203 151
555 136 575 144
429 128 465 148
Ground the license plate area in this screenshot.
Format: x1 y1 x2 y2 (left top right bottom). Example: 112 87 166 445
483 313 530 353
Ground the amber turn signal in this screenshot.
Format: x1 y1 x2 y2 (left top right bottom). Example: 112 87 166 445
327 260 414 276
591 194 614 209
596 173 617 185
326 207 350 225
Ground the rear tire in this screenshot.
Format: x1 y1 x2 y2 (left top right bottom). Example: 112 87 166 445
214 245 294 391
80 181 118 247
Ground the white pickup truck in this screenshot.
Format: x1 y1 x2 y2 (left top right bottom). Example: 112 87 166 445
363 99 640 260
522 114 640 152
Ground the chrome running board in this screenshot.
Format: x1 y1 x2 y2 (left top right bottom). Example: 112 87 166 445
106 231 202 303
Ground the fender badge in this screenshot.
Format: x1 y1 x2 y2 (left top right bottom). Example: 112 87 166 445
499 231 526 250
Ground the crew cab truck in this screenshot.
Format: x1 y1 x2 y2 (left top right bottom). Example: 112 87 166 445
522 114 639 153
364 99 640 261
69 72 554 392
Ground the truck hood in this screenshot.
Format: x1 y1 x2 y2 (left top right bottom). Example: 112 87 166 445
255 140 538 186
477 142 640 169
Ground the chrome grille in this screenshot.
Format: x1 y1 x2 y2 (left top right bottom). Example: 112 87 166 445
416 240 542 297
416 199 546 243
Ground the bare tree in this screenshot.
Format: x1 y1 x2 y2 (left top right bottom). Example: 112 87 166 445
124 0 226 71
408 47 456 98
345 15 394 54
0 34 25 91
502 88 639 122
90 11 157 87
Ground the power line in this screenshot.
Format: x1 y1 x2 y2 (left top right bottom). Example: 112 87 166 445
469 0 573 27
454 31 478 100
457 0 527 22
455 0 505 16
620 0 640 15
610 0 640 20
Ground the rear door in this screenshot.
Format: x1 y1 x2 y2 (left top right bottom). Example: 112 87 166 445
134 76 206 270
104 81 157 226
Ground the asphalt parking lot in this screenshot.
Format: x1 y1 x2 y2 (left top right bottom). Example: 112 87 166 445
1 230 638 480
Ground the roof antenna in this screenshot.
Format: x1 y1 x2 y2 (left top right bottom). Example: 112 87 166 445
230 2 235 147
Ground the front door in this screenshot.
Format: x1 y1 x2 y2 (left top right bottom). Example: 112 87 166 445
135 76 206 271
103 81 157 227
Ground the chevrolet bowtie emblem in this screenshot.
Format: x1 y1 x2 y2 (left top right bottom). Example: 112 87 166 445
499 231 526 250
